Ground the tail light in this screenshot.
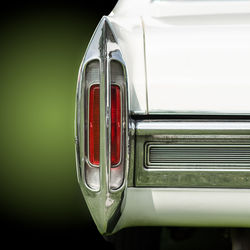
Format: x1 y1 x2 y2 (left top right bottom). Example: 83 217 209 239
77 59 126 191
111 85 121 166
89 84 100 165
75 17 128 234
89 84 121 167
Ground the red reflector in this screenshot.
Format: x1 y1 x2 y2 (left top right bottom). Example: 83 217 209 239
89 84 100 165
111 85 121 166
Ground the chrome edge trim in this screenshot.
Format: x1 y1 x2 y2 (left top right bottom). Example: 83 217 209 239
127 119 136 187
148 111 250 116
146 143 250 168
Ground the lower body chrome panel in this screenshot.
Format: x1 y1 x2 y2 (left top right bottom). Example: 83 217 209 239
135 120 250 188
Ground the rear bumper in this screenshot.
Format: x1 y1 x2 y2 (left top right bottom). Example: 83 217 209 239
114 187 250 233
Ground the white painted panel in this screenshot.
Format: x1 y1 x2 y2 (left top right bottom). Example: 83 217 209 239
145 15 250 114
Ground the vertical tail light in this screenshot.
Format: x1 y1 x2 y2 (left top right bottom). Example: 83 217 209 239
79 59 126 191
84 60 100 190
89 84 121 167
111 85 121 166
89 85 100 165
109 61 126 190
76 17 128 234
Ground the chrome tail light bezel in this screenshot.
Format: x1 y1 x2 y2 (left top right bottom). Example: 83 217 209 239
75 16 129 235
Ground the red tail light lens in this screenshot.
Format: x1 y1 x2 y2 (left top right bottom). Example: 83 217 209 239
111 85 121 166
89 84 100 165
89 84 120 167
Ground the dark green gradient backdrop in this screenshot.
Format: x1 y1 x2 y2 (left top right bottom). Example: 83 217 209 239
0 1 117 247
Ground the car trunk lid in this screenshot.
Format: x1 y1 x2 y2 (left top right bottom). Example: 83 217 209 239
144 9 250 114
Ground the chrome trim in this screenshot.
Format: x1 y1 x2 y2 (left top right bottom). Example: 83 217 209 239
75 16 129 235
135 120 250 188
109 63 127 187
127 119 136 187
140 16 149 114
146 143 250 168
84 61 100 189
136 121 250 135
109 77 123 168
148 111 250 116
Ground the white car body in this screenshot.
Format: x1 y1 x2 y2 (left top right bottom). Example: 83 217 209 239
110 0 250 115
75 0 250 235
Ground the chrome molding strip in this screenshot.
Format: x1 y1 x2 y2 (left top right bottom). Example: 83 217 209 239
136 120 250 135
135 120 250 188
146 144 250 168
140 16 149 114
75 16 129 235
147 111 250 116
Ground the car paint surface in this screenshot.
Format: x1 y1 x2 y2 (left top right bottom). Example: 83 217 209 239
114 188 250 232
110 0 250 115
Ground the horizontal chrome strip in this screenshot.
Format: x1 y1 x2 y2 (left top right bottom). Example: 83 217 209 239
136 121 250 135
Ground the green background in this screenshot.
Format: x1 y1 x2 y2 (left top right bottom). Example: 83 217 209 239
0 2 117 247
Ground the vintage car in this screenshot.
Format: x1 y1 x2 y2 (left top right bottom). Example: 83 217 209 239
75 0 250 248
